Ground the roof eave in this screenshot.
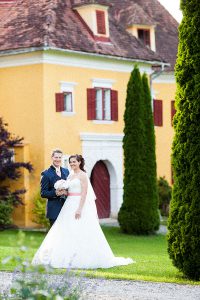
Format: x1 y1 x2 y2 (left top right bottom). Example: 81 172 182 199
0 46 170 68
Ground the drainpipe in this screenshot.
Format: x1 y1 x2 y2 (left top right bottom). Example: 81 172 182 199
150 63 166 108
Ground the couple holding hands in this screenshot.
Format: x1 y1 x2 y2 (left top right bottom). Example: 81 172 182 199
32 149 134 269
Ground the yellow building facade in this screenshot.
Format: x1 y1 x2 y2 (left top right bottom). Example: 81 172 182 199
0 0 178 227
0 50 175 227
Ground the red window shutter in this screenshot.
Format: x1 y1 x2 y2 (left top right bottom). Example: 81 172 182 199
96 10 106 34
87 88 96 120
171 100 176 126
111 90 118 121
55 93 64 112
153 99 163 126
144 30 151 47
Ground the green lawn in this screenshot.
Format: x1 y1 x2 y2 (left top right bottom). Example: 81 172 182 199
0 227 199 284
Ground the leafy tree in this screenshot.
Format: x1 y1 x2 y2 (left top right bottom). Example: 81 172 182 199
118 66 159 234
168 0 200 280
0 118 33 227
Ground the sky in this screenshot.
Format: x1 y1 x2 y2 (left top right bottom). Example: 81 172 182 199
158 0 183 23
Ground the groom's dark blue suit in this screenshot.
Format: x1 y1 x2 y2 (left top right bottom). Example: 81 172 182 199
40 165 69 224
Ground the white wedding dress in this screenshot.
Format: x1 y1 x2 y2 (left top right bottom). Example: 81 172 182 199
32 176 134 269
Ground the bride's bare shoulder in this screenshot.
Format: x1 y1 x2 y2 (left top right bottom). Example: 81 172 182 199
79 171 87 181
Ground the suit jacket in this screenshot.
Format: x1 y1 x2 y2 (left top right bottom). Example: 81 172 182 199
40 165 69 219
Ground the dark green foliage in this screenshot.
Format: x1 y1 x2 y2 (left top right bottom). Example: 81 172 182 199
168 0 200 280
158 177 172 216
0 118 33 228
142 73 160 229
118 66 159 234
32 191 50 229
0 195 14 227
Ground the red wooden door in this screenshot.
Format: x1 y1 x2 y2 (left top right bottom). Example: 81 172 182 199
91 160 110 218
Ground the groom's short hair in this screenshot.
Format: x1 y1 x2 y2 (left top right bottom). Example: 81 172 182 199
51 149 63 157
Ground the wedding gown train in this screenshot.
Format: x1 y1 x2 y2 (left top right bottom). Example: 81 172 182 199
32 177 134 269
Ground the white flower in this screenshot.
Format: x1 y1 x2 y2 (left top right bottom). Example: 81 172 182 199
54 179 69 190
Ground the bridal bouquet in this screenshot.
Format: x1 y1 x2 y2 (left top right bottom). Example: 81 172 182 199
54 179 69 190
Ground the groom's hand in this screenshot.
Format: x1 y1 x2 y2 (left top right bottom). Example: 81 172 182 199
56 189 64 196
62 190 68 196
56 189 68 196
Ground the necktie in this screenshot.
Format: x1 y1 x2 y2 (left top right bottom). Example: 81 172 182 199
56 168 61 177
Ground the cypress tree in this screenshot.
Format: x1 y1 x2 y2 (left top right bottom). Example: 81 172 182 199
142 73 160 231
168 0 200 280
118 66 159 234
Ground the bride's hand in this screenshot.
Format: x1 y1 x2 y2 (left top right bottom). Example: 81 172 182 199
56 189 63 196
75 209 82 220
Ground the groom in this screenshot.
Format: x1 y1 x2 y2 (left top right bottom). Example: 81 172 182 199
40 149 69 227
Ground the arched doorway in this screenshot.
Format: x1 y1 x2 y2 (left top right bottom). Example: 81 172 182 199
90 160 110 218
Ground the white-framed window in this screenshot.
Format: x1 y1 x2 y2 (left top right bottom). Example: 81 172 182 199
137 29 151 48
87 78 117 123
55 81 77 116
95 88 111 120
63 92 73 112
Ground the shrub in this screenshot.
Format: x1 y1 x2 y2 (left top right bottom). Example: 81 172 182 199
32 192 50 229
157 177 172 216
0 195 15 229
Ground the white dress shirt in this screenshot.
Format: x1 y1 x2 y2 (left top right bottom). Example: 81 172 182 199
55 167 61 177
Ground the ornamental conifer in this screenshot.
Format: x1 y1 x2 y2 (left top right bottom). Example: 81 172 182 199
168 0 200 280
118 66 159 234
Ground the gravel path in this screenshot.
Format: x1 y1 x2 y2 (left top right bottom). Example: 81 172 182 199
0 271 200 300
99 219 168 235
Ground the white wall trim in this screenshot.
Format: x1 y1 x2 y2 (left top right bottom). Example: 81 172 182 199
80 132 124 142
80 132 124 218
59 81 77 91
92 120 114 124
61 112 76 117
91 78 116 88
0 51 153 74
153 73 175 84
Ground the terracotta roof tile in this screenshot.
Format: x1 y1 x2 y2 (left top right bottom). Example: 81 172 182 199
117 3 156 26
110 0 178 70
0 0 178 68
72 0 110 7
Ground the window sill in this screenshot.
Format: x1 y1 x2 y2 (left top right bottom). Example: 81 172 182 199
61 112 76 117
92 120 114 124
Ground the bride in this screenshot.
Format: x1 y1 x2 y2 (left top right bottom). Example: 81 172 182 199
32 154 134 269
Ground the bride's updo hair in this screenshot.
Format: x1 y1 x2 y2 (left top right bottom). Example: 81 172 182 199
69 154 86 172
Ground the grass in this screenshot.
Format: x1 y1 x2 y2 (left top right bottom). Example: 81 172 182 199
0 227 199 285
